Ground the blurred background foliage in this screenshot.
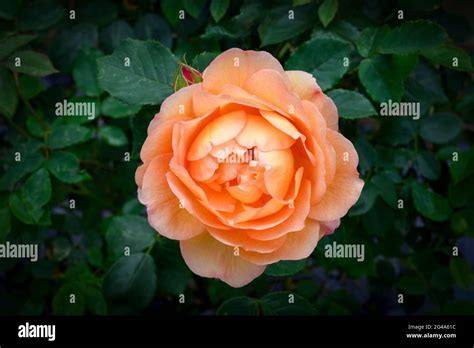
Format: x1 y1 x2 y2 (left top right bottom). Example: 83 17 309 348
0 0 473 316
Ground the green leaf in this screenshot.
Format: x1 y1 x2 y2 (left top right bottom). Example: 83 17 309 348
72 48 104 97
9 168 51 224
131 107 154 159
217 296 259 315
87 246 103 268
85 287 107 315
450 258 472 291
97 39 179 105
398 274 426 295
48 124 93 149
103 253 157 310
0 67 18 118
0 34 37 61
285 36 352 90
160 0 183 27
134 14 172 48
379 20 448 55
378 119 416 146
99 125 128 146
265 260 305 276
100 20 135 54
0 151 44 190
423 44 473 71
47 151 90 184
359 55 405 103
415 151 441 181
392 54 419 79
420 112 462 144
153 239 191 295
371 173 397 208
192 52 219 72
411 182 451 222
259 4 316 46
23 168 51 208
106 215 155 257
19 75 44 100
19 0 65 31
451 209 474 237
261 292 315 315
182 0 207 18
450 148 474 184
101 96 141 118
0 206 11 243
0 0 20 20
327 89 376 119
6 51 57 77
405 62 447 104
211 0 230 22
122 198 143 215
9 191 43 224
76 0 117 26
318 0 338 27
356 26 389 57
349 182 378 216
49 23 98 71
52 283 86 315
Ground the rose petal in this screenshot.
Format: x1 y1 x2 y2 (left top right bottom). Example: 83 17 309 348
187 110 247 161
257 149 294 200
140 154 205 240
240 219 320 265
246 179 311 240
180 232 266 287
188 155 219 182
208 226 287 253
235 114 295 151
310 92 339 131
309 130 364 221
203 48 286 94
285 70 321 100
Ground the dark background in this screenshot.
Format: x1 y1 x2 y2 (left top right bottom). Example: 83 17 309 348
0 0 473 316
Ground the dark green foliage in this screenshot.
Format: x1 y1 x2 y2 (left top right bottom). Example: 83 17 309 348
0 0 472 316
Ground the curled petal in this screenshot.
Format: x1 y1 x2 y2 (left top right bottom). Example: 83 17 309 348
240 219 320 265
203 48 286 94
187 110 247 161
285 70 321 100
309 130 364 221
180 232 266 287
140 154 205 240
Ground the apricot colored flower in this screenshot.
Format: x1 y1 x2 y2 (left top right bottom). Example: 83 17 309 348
136 48 364 287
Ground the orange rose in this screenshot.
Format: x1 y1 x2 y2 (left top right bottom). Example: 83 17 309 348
136 48 364 287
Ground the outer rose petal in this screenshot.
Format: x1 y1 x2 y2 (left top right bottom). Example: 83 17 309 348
203 48 286 94
310 92 339 131
320 219 341 237
285 70 338 131
158 83 200 123
309 130 364 221
180 232 266 287
240 219 320 265
285 70 321 100
140 154 206 240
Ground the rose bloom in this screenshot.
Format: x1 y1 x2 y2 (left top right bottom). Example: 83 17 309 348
136 48 364 287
